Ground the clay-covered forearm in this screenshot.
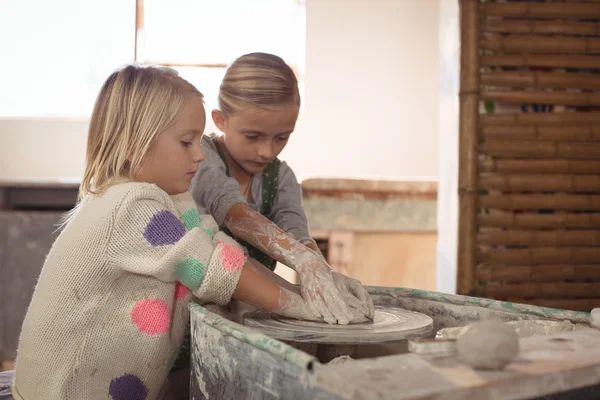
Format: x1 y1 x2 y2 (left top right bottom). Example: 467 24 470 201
224 203 317 271
224 204 354 324
301 239 323 258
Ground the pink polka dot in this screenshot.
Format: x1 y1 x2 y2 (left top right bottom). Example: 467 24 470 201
130 299 170 336
174 281 190 300
217 241 245 272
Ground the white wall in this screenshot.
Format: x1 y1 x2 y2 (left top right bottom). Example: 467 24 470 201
284 0 440 181
435 0 460 294
0 118 88 182
0 0 440 182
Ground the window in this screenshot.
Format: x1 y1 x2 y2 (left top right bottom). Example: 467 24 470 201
0 0 134 117
0 0 305 118
137 0 306 115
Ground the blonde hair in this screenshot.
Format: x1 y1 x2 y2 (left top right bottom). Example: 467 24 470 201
218 52 300 117
80 64 203 200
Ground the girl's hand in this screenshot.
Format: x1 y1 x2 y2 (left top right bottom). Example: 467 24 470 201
275 286 370 323
222 204 354 324
331 271 375 319
295 254 354 325
275 288 321 321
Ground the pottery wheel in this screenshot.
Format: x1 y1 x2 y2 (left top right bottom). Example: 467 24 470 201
243 306 434 344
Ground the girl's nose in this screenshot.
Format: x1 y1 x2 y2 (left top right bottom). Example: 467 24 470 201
257 142 275 160
193 146 205 163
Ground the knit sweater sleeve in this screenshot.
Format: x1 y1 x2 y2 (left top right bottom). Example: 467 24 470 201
107 185 246 305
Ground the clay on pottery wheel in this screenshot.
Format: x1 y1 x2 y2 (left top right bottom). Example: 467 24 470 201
243 306 433 344
456 320 519 370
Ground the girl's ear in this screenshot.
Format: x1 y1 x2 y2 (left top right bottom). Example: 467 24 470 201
212 109 226 132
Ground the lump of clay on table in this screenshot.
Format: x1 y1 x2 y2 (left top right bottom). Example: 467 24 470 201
456 320 519 370
590 308 600 328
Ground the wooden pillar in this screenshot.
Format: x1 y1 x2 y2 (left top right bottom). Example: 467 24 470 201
457 0 480 295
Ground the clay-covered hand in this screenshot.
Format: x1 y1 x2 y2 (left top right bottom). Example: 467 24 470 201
331 272 375 320
274 287 322 321
294 253 354 325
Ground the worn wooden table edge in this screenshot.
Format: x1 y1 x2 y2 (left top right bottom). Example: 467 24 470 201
367 286 590 324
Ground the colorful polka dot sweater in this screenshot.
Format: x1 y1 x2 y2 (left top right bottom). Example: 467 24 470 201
12 182 246 400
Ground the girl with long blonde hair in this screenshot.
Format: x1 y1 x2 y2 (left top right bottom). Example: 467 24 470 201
12 65 316 400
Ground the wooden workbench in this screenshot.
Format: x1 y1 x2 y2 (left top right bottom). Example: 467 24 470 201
189 287 597 399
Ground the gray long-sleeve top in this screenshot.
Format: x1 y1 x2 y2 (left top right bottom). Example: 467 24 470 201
190 135 313 244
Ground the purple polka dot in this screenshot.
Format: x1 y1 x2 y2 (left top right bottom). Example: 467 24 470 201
109 374 148 400
144 210 186 246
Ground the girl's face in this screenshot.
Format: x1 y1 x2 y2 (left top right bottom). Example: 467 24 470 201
135 98 206 195
212 103 299 175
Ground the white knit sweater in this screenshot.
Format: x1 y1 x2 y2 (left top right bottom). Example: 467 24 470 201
12 182 246 400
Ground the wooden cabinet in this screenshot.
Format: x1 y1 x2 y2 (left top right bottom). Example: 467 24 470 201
288 179 438 290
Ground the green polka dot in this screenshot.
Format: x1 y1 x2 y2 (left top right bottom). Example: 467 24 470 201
203 228 215 240
181 209 200 230
175 257 206 290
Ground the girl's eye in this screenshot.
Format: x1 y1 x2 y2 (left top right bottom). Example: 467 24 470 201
245 135 259 141
181 141 192 147
278 136 290 142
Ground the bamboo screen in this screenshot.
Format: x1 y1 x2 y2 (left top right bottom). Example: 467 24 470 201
457 0 600 311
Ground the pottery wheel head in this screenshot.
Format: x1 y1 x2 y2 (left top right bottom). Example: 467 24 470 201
243 306 434 344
